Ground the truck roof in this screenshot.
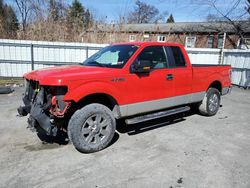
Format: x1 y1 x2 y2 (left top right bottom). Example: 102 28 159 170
112 41 183 47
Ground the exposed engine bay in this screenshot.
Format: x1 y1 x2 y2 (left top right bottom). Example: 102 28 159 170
17 79 71 136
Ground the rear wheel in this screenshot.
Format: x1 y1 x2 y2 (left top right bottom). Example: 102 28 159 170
68 103 116 153
198 88 221 116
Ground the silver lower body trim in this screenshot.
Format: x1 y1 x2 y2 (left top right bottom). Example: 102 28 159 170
118 91 205 118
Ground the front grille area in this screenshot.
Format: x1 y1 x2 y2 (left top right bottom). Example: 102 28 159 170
18 79 69 136
24 79 40 103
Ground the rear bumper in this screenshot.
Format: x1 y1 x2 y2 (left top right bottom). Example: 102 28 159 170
221 86 232 95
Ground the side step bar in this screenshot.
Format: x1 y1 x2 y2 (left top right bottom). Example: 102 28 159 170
125 106 190 125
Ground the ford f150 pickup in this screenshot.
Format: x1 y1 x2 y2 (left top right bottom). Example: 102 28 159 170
18 42 231 153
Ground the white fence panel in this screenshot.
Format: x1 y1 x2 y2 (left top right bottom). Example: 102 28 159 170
0 39 107 77
186 48 221 65
223 49 250 87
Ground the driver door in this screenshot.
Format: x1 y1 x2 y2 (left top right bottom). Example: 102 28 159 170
125 45 175 116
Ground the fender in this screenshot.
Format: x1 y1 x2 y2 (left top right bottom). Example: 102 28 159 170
63 81 121 104
192 67 229 93
206 72 222 86
206 69 230 90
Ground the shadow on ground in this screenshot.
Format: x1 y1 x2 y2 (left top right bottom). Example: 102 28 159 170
36 129 69 145
116 106 199 136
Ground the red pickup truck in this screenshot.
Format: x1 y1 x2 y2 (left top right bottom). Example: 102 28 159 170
18 42 231 153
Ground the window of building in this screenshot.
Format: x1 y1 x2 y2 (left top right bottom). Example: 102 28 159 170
143 34 150 41
207 36 214 48
218 35 224 48
137 46 168 69
245 38 250 46
238 38 250 49
129 35 136 42
157 36 166 42
185 36 196 48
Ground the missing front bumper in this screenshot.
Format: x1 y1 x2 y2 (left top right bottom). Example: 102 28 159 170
27 115 57 136
18 79 70 136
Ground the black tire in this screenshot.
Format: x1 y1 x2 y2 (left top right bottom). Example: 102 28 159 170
0 86 14 94
68 103 116 153
198 88 221 116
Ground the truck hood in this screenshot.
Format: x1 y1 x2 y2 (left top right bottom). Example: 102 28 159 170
24 65 118 85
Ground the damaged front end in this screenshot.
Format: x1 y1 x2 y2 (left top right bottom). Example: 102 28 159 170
18 79 71 136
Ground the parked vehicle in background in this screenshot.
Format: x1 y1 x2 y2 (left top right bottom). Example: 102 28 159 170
18 42 231 153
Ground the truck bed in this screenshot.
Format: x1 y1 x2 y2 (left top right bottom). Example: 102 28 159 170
192 64 230 67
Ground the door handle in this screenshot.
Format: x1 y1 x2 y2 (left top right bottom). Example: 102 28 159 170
166 74 173 80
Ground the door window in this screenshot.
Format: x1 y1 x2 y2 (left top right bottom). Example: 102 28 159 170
137 46 168 69
171 46 186 67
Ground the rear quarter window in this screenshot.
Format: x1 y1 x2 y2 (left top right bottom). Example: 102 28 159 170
169 46 186 67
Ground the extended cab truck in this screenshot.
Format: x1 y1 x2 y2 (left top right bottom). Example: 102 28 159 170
18 42 231 153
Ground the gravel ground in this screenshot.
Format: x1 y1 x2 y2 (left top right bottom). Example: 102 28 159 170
0 86 250 188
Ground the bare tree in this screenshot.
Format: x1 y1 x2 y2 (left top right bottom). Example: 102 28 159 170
197 0 249 48
246 0 250 14
14 0 41 34
48 0 66 22
127 0 160 23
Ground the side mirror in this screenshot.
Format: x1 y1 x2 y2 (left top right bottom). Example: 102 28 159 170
131 60 151 73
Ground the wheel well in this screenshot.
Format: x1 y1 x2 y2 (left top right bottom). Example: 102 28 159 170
75 93 118 110
208 81 222 92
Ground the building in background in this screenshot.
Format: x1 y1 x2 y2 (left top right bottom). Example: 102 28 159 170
83 21 250 49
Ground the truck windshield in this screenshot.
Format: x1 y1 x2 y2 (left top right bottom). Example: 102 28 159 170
82 45 139 68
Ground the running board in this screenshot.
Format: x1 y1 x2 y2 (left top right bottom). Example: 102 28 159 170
125 106 190 125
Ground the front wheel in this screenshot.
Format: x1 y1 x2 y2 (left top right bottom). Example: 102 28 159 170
198 88 221 116
68 103 116 153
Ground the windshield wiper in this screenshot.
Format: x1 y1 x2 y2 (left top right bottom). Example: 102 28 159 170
84 61 105 67
84 61 113 67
